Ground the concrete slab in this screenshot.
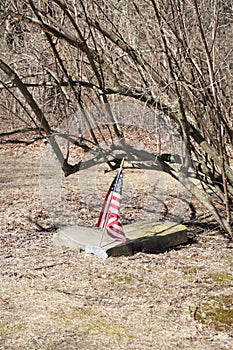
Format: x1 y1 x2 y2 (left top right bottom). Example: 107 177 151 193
53 220 187 258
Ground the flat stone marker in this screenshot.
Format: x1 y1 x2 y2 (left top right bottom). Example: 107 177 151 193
53 220 187 258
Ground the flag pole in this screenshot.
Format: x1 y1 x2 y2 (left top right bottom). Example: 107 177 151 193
99 158 125 247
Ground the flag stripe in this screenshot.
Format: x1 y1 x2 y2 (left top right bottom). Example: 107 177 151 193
109 206 120 214
107 225 124 236
112 194 121 201
110 199 120 208
109 201 120 209
97 190 112 228
107 227 125 241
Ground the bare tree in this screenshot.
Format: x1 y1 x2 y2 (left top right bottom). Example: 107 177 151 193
0 0 232 237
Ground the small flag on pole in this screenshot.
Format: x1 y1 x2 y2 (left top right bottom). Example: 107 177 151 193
97 168 126 243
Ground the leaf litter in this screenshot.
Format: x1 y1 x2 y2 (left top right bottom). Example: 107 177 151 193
0 142 233 350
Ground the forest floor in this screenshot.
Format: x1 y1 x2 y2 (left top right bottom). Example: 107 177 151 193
0 141 233 350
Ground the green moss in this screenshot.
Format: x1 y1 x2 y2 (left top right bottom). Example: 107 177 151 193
181 266 199 275
115 275 132 283
205 272 233 286
50 306 131 340
194 295 233 332
137 277 144 282
107 274 132 284
225 256 233 268
50 306 92 323
107 274 143 284
81 319 132 340
0 324 9 335
0 322 25 335
182 266 233 286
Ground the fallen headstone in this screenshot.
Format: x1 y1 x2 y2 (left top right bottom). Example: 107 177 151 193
53 220 187 258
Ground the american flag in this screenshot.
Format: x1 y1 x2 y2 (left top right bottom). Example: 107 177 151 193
97 170 126 243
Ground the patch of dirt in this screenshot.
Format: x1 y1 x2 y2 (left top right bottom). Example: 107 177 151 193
0 142 233 350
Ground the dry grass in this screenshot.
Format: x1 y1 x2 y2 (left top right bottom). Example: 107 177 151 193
0 142 233 350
